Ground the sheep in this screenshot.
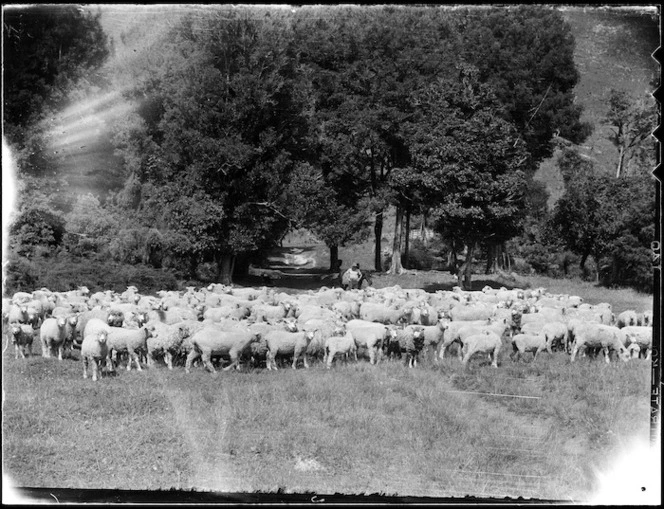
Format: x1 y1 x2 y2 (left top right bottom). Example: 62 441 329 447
204 304 251 322
145 321 191 369
540 321 569 353
405 319 449 363
448 303 495 322
461 331 502 368
438 319 490 360
511 333 551 362
7 304 28 325
294 304 338 324
107 309 126 327
570 324 630 364
264 330 316 370
299 318 341 361
331 300 361 321
385 326 426 368
243 319 299 368
106 325 153 371
185 327 261 373
39 317 69 360
359 302 412 325
250 302 292 322
446 320 512 363
639 310 653 327
80 330 113 381
9 323 34 359
616 310 639 328
344 319 391 365
622 326 652 360
324 330 358 368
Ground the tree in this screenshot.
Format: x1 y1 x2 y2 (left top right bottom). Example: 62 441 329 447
454 5 593 167
604 89 656 178
110 8 311 284
403 65 530 289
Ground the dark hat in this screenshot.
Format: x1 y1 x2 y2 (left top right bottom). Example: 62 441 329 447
352 263 359 268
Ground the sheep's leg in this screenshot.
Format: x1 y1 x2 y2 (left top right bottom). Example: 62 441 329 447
303 353 310 369
292 353 298 370
82 357 88 379
223 352 238 371
202 352 216 373
603 347 611 364
131 350 142 371
326 350 334 369
91 359 99 381
15 344 20 359
185 350 199 373
42 339 50 358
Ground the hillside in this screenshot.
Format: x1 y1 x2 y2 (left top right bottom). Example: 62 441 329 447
535 6 659 207
42 6 661 206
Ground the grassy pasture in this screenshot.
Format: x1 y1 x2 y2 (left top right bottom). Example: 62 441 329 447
2 309 655 502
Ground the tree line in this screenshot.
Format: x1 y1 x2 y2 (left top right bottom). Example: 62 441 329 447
3 5 656 292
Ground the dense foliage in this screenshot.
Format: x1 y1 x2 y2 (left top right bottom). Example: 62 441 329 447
3 5 657 293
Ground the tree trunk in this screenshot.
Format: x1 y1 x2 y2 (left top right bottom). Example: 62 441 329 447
389 205 403 274
374 210 383 272
485 243 494 275
218 254 234 285
404 208 411 269
580 251 589 279
420 212 427 247
329 245 339 272
457 241 475 290
616 146 625 178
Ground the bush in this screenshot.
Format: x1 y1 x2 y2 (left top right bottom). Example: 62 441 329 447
406 239 436 270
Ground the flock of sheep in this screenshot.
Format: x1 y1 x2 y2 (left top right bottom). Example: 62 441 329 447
2 282 654 380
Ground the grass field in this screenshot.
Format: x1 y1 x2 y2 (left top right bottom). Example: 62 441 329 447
2 267 658 504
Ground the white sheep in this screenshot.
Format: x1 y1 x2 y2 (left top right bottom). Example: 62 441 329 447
250 302 292 322
540 321 568 353
461 331 502 368
438 319 490 360
345 319 391 365
40 316 68 360
616 310 639 328
146 321 191 369
511 332 551 362
448 303 494 322
7 304 28 325
203 304 251 322
622 326 652 360
106 325 153 371
299 318 341 360
185 327 261 373
264 330 316 370
324 330 358 368
9 323 34 359
639 310 653 327
359 302 412 325
81 330 112 381
570 324 630 364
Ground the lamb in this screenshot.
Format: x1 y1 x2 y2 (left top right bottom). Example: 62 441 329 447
385 326 426 368
106 325 153 371
616 310 639 328
511 333 551 362
242 319 299 367
264 330 316 370
299 318 341 360
324 330 358 368
9 323 34 359
359 302 412 325
445 320 512 363
461 331 502 368
570 324 630 364
81 330 113 381
39 317 69 360
185 327 261 373
344 319 391 365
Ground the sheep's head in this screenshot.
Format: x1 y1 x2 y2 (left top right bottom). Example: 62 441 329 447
10 324 21 342
97 331 108 344
284 319 298 333
304 331 316 343
56 317 67 329
67 315 78 327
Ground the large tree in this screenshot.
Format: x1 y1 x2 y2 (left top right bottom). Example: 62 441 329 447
402 65 530 289
111 8 311 283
